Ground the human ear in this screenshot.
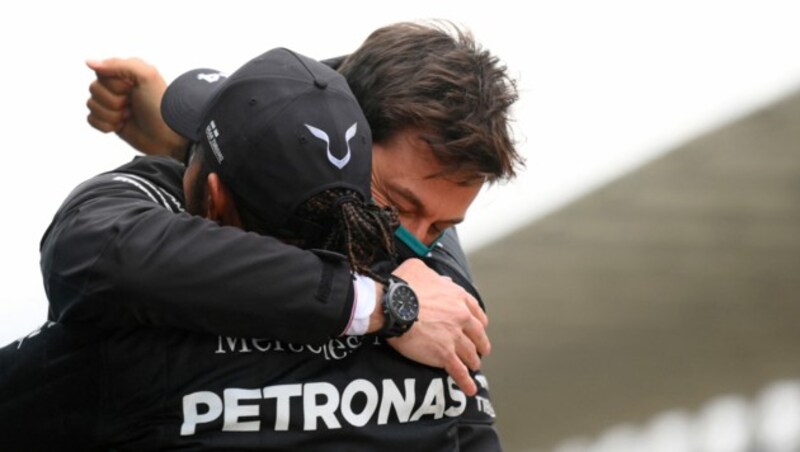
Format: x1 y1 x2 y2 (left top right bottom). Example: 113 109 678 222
205 173 242 227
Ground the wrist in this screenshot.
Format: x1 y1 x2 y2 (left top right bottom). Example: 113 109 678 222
166 135 190 162
343 275 379 336
374 275 419 338
367 281 385 333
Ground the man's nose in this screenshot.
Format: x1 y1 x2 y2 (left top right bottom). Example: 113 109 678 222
403 220 435 245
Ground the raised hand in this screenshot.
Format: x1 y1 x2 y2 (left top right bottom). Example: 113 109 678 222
86 58 188 159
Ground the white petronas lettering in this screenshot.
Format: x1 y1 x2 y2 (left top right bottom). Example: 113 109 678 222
378 378 415 424
410 378 446 421
303 382 342 430
445 376 467 417
262 384 302 431
340 379 379 427
223 389 261 432
181 391 223 436
179 377 469 435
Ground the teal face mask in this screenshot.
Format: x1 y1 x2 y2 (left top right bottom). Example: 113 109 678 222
394 225 442 257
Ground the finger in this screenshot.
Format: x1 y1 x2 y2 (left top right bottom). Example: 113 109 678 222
97 74 134 96
463 315 492 357
464 292 489 327
86 58 140 79
87 113 120 134
444 355 477 397
455 332 482 371
89 74 136 97
87 58 137 95
86 58 111 74
86 97 127 132
89 79 130 112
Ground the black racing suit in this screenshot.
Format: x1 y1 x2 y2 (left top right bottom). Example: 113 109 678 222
0 156 499 451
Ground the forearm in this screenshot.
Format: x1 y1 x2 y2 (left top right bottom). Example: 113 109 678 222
44 210 354 342
41 162 355 343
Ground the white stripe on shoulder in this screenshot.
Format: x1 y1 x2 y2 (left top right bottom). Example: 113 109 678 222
160 188 184 212
122 173 184 212
120 173 170 209
111 175 163 206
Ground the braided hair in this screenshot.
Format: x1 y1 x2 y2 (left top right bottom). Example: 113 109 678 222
292 189 399 284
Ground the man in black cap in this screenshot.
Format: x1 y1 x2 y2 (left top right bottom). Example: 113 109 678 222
1 47 498 451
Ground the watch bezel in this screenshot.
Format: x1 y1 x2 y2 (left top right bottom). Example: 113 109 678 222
378 276 419 338
387 283 419 323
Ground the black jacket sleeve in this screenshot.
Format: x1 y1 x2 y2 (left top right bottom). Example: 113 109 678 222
40 156 355 343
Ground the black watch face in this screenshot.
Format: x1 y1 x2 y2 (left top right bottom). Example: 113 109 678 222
390 284 419 323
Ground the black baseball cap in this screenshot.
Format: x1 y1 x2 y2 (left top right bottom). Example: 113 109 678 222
161 47 372 234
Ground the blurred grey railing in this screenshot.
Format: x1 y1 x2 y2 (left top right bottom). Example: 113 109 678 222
550 379 800 452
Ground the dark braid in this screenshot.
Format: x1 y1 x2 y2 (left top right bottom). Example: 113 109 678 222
294 188 399 283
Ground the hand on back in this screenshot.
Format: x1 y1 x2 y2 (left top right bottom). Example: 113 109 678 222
388 258 491 396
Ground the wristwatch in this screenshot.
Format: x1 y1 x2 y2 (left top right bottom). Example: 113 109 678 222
377 276 419 338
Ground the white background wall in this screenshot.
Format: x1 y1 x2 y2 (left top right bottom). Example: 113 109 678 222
2 0 800 343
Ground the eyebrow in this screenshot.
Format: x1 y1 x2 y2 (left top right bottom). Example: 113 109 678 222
391 184 465 226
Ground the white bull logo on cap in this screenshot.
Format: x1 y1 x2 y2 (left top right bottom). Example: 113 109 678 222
304 123 357 169
196 72 226 83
